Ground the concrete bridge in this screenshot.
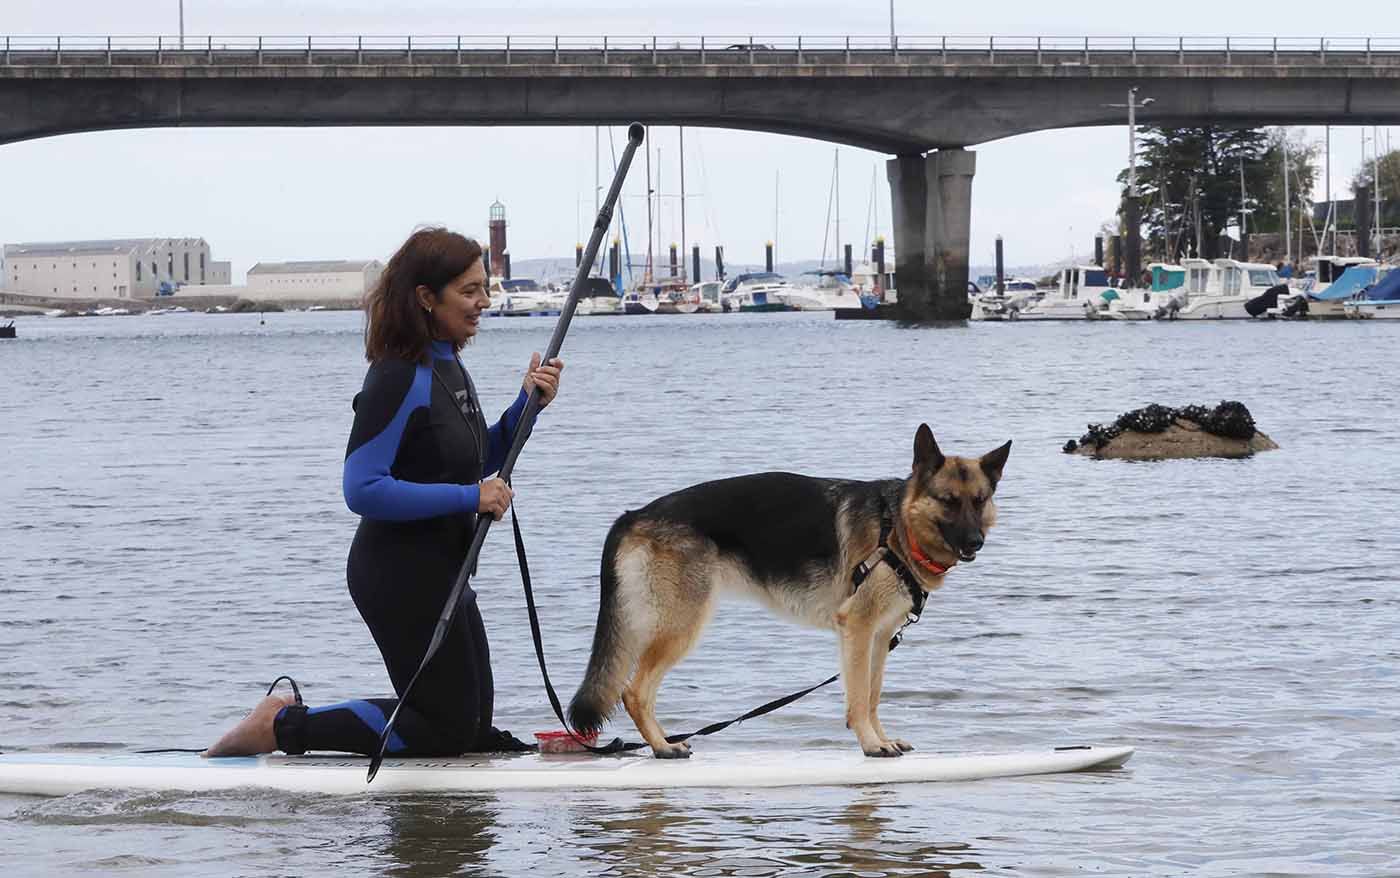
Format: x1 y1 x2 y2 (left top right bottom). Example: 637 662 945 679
5 34 1400 319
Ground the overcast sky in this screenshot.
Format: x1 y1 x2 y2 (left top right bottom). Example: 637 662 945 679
3 1 1398 280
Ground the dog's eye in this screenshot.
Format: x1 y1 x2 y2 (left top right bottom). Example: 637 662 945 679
974 495 986 505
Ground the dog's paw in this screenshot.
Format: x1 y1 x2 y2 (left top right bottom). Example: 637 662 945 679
652 742 692 760
862 741 904 758
892 739 915 753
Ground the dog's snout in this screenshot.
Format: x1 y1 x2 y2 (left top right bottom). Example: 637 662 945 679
965 534 984 552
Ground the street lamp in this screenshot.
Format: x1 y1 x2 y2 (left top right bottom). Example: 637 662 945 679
1103 88 1154 284
1105 87 1155 196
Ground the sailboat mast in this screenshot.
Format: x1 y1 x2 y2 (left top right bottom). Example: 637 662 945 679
1375 126 1383 255
1326 124 1333 256
674 126 680 281
1282 131 1291 266
773 170 780 267
594 126 602 275
835 148 840 262
873 164 880 254
645 141 654 283
1239 156 1247 244
656 146 663 278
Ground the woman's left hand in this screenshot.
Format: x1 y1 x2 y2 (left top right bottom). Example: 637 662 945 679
523 353 564 408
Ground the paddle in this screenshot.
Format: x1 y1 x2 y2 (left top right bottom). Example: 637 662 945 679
367 122 647 783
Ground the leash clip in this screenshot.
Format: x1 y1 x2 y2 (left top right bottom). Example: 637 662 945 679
907 611 920 624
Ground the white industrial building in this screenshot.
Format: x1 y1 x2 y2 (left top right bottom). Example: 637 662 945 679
246 260 383 300
3 238 230 299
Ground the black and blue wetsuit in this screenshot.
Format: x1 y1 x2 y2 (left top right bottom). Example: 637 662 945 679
274 339 530 756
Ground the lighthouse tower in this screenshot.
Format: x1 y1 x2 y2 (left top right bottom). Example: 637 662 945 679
488 200 509 280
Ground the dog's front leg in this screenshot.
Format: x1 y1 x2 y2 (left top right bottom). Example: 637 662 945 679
867 623 913 753
836 594 903 758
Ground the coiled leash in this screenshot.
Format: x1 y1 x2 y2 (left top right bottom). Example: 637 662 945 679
134 676 304 754
513 503 926 756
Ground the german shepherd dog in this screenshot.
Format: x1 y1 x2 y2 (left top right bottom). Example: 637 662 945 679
569 425 1011 758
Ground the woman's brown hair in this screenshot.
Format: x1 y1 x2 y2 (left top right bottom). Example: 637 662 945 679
364 227 484 363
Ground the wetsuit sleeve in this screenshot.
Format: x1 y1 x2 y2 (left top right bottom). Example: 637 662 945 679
482 389 530 476
343 361 479 520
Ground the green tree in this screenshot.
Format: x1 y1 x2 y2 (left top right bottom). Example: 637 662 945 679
1350 148 1400 196
1118 126 1316 261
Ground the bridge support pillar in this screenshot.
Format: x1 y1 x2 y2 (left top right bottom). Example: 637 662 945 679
887 148 975 322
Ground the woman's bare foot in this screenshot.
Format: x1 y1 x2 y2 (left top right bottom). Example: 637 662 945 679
203 694 297 757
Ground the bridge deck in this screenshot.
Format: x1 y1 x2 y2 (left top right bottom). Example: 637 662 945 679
6 47 1400 73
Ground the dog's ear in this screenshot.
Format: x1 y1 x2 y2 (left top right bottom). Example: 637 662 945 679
980 440 1012 485
914 424 945 474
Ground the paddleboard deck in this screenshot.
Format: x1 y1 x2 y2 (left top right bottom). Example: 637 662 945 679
0 745 1132 796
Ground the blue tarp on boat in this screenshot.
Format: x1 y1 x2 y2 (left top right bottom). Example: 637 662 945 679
1359 270 1400 302
1311 266 1379 301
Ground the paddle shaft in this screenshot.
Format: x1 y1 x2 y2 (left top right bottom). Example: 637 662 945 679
367 123 646 783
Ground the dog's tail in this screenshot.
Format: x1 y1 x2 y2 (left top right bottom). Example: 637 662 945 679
568 510 640 735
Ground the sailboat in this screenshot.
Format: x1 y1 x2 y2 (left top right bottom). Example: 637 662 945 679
625 129 701 315
781 149 863 312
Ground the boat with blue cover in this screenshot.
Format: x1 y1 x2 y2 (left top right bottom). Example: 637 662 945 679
1343 268 1400 319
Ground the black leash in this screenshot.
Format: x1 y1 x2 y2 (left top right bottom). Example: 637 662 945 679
511 505 921 756
135 676 304 754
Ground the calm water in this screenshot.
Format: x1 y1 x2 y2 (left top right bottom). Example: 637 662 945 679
1 310 1397 877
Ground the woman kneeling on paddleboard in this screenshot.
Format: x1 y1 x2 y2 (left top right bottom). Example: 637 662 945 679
206 227 563 757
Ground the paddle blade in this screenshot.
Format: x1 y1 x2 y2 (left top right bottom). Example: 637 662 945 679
366 699 405 783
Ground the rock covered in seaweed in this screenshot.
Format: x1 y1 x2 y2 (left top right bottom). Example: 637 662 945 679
1063 401 1278 460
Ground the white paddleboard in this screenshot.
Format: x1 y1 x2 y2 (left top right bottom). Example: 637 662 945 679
0 745 1132 796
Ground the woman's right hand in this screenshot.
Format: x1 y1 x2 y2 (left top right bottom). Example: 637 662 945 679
477 478 514 520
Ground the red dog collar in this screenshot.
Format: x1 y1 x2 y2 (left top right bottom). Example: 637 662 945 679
900 522 951 577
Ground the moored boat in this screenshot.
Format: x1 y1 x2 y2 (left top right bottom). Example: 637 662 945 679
1341 267 1400 319
651 280 700 314
574 277 624 316
719 272 792 313
1013 266 1109 320
780 271 863 311
497 279 561 316
692 280 724 313
1270 256 1378 319
1160 258 1283 320
1298 258 1382 318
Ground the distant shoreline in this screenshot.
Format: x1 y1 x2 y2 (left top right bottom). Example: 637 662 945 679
0 291 362 318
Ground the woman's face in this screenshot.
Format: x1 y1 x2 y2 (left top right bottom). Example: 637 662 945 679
428 260 490 345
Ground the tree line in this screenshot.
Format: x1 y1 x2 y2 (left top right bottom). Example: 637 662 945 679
1115 126 1398 262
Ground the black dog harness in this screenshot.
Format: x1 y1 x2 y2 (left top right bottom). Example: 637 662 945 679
850 508 930 650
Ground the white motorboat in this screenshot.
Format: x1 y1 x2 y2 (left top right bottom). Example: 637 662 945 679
691 280 724 313
497 279 561 316
719 272 792 313
1012 266 1110 320
1157 258 1283 319
971 279 1038 320
780 271 864 311
1089 287 1156 320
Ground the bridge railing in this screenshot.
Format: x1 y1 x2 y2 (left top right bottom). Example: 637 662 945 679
5 34 1400 65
